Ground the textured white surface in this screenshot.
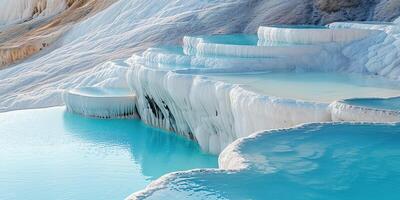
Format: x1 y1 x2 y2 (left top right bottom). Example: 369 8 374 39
1 0 400 112
123 19 400 154
330 21 400 80
0 0 67 27
258 25 378 44
330 100 400 122
63 87 137 118
141 47 314 72
0 1 400 199
183 35 323 58
127 65 331 154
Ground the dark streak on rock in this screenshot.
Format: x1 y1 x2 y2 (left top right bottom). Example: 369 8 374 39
187 131 195 140
134 105 141 120
164 103 177 132
145 95 164 120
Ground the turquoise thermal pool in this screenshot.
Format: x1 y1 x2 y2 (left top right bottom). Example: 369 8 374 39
194 34 259 45
132 123 400 200
205 71 400 103
343 97 400 111
0 107 217 200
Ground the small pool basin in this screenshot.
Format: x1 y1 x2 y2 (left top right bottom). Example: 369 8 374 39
343 97 400 112
204 71 400 103
63 87 137 118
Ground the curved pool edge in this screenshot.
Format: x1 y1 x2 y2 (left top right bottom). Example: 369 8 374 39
62 87 138 118
182 34 325 59
126 122 400 200
330 97 400 123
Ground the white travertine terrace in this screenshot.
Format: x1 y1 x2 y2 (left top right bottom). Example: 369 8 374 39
127 64 331 154
330 98 400 122
328 21 397 31
195 42 321 58
62 22 399 154
2 0 400 113
62 87 137 118
122 21 400 154
183 35 323 58
140 47 302 72
257 25 380 44
60 20 400 154
127 63 400 153
1 0 400 199
123 23 398 153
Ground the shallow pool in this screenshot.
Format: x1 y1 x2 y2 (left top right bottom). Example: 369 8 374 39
135 123 400 200
205 71 400 103
192 34 300 47
196 34 259 46
0 107 217 200
343 97 400 111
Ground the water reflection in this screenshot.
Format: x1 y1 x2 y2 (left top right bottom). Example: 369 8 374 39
0 107 216 200
62 111 217 179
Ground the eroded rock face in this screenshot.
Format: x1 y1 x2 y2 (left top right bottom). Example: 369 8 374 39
373 0 400 21
0 0 116 68
315 0 360 13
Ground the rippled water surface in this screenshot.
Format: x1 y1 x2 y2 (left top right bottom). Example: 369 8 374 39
0 107 217 200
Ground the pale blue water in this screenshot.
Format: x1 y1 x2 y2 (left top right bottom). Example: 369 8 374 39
205 71 400 103
148 123 400 200
0 107 217 200
344 97 400 111
199 34 259 46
